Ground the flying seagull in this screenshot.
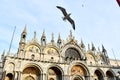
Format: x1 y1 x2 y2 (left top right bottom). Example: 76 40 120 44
117 0 120 7
56 6 75 30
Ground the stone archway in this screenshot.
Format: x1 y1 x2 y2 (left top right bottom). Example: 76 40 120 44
22 66 41 80
5 73 13 80
74 77 81 80
94 70 104 80
73 76 83 80
47 67 62 80
106 70 115 80
70 64 89 80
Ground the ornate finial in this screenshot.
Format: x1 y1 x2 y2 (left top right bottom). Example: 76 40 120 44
102 45 106 53
41 30 46 40
41 30 46 46
91 42 96 51
51 33 54 42
23 25 27 33
57 33 62 47
69 30 73 39
88 44 90 50
52 33 54 40
58 33 61 40
80 39 85 48
70 37 76 45
57 33 62 43
34 31 36 39
42 29 45 36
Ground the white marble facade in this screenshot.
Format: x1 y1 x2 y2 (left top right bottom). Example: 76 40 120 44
0 27 120 80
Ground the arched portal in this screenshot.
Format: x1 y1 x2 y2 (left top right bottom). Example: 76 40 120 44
5 73 13 80
47 67 62 80
70 64 89 80
73 75 83 80
22 66 41 80
106 71 115 80
94 70 104 80
74 77 81 80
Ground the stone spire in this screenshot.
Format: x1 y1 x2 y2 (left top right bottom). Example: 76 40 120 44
18 25 27 52
34 31 36 39
91 42 96 51
22 25 27 34
20 26 27 43
57 33 62 47
88 44 90 50
51 33 54 43
69 30 73 40
102 45 106 53
80 39 85 48
41 30 46 46
1 50 5 60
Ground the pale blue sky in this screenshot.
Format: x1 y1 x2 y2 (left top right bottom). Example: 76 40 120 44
0 0 120 59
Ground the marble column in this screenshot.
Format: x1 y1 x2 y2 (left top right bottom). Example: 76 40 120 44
18 72 21 80
42 73 46 80
14 72 18 80
2 71 6 80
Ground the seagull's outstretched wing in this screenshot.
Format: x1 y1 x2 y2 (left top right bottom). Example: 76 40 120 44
67 17 75 30
56 6 67 16
56 6 75 30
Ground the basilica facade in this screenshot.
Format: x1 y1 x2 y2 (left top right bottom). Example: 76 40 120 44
0 27 120 80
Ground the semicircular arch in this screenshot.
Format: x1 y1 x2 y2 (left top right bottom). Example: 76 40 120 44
68 62 90 77
86 51 96 61
94 68 105 80
106 69 116 79
21 63 43 73
47 64 64 80
21 63 43 80
25 42 41 53
47 64 64 75
43 45 60 56
61 44 85 61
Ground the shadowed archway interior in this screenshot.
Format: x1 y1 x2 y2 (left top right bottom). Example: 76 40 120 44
48 67 62 80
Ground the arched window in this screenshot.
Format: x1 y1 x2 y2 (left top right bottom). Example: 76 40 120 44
65 48 81 61
31 54 35 60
